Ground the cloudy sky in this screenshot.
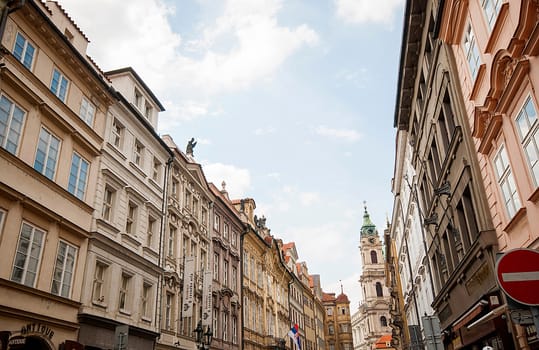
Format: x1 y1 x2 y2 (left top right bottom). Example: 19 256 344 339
58 0 405 310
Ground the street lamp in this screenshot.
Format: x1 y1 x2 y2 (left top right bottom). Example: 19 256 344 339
194 321 213 350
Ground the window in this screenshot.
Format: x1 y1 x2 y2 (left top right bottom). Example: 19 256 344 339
171 179 178 199
93 262 107 303
12 222 45 287
142 283 152 318
147 216 156 246
223 223 229 240
13 32 35 70
202 207 207 225
102 186 114 221
119 273 131 311
152 157 161 182
463 23 481 81
380 316 388 327
223 311 228 341
79 97 96 126
134 140 144 166
34 127 60 180
493 145 521 218
68 153 89 200
0 94 25 154
51 240 77 297
126 201 137 234
370 250 378 264
223 259 229 287
135 89 143 109
482 0 502 30
214 215 220 231
144 102 152 119
214 253 219 280
231 230 237 247
50 68 69 102
326 307 333 316
375 282 383 297
111 119 124 148
515 96 539 186
231 266 237 292
168 225 176 257
232 316 237 344
165 292 173 330
328 323 334 335
213 308 219 338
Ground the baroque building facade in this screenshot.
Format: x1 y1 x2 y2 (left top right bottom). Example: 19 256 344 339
79 65 172 349
322 289 352 350
0 0 114 348
439 0 539 347
393 0 515 348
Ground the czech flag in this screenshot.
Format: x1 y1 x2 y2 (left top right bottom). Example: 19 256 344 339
288 324 301 350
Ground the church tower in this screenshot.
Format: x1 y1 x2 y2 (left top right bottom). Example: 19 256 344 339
356 205 392 349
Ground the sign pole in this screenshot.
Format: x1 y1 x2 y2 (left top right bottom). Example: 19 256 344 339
532 306 539 337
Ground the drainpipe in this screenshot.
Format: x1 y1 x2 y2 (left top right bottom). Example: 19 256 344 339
156 156 174 337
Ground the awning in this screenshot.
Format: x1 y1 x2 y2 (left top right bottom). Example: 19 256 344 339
452 300 488 332
466 304 507 330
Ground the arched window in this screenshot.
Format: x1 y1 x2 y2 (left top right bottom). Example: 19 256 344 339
380 316 387 327
370 250 378 264
375 282 383 297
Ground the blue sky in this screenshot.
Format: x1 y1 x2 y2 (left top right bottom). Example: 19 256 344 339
60 0 405 310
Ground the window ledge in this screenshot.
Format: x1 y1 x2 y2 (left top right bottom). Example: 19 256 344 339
503 206 527 233
119 309 131 316
141 316 152 323
129 161 147 178
105 141 127 160
121 232 142 247
528 186 539 203
92 300 107 309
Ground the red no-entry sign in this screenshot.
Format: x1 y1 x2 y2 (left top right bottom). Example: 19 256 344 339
496 248 539 306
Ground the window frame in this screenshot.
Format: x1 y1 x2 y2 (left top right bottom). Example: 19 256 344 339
92 261 108 304
118 272 132 312
463 22 481 81
515 95 539 187
493 144 521 218
13 31 35 70
0 93 26 155
11 222 46 287
481 0 502 30
50 67 70 102
79 97 96 126
133 139 144 167
51 240 77 298
34 126 61 180
111 118 124 148
68 152 89 200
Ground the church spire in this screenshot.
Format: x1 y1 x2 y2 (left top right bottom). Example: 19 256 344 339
360 202 377 236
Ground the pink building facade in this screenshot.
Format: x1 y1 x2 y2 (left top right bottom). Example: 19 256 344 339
440 0 539 348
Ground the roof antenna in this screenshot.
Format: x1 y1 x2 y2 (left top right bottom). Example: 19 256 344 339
340 280 343 294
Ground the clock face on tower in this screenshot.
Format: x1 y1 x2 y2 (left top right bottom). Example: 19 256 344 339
368 237 375 243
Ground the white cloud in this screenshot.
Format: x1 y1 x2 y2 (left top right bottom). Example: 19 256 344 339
59 0 319 97
334 0 403 25
201 162 251 198
299 192 320 206
315 125 362 142
254 126 277 135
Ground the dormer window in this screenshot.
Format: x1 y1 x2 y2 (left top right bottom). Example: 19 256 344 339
135 89 143 109
64 28 74 42
144 102 152 120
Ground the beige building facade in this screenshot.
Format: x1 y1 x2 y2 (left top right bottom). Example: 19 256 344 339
0 1 113 349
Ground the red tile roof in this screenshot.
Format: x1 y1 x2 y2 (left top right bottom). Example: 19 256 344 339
375 335 393 349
